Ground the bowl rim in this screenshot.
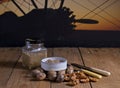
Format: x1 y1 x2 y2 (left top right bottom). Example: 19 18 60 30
41 57 67 65
41 57 67 71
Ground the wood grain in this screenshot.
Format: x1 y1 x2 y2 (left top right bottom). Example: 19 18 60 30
80 48 120 88
0 47 120 88
0 48 21 86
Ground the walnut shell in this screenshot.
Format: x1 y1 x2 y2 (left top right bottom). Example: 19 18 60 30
32 69 41 77
48 71 57 81
56 74 64 82
66 65 74 74
36 72 46 81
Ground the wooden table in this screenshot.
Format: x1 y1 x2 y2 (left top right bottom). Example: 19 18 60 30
0 47 120 88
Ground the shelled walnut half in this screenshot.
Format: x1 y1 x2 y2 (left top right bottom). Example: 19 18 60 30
64 71 99 86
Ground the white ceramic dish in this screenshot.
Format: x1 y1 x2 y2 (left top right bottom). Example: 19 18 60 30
41 57 67 71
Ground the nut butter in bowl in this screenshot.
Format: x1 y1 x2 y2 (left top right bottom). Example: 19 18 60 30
41 57 67 71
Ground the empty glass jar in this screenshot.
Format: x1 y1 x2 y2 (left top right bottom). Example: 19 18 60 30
21 39 47 69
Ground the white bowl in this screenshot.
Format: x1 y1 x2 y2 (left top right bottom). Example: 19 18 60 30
41 57 67 71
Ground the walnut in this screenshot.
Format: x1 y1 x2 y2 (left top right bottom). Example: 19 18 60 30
56 70 66 82
66 65 74 74
58 70 66 75
89 76 99 82
70 73 77 81
32 69 41 77
56 74 64 82
36 72 46 81
68 79 79 86
80 77 89 83
47 71 57 81
36 67 44 73
31 69 46 80
64 74 71 81
76 71 87 79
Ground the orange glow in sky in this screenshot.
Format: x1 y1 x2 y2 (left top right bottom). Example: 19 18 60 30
0 0 120 30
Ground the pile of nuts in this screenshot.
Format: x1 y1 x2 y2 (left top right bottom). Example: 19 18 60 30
64 71 99 86
31 65 99 86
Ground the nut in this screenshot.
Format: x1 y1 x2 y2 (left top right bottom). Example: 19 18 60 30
80 77 89 83
32 69 41 77
56 70 66 82
68 79 79 86
75 71 87 79
89 76 99 82
48 71 57 81
70 73 77 80
36 72 46 81
56 74 64 82
36 67 44 73
64 74 71 81
58 70 66 75
66 65 74 74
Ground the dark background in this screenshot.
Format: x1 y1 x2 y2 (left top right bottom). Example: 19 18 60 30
0 8 120 47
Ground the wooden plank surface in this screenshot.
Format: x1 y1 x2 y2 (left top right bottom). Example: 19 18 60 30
80 48 120 88
0 48 21 87
0 47 120 88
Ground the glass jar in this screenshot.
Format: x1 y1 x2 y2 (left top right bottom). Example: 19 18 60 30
21 39 47 69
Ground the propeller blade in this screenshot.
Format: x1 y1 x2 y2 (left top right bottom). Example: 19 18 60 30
76 19 99 24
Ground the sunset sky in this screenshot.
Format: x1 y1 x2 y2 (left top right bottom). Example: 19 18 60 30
0 0 120 30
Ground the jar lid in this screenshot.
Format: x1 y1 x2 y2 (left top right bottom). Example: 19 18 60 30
22 39 44 53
